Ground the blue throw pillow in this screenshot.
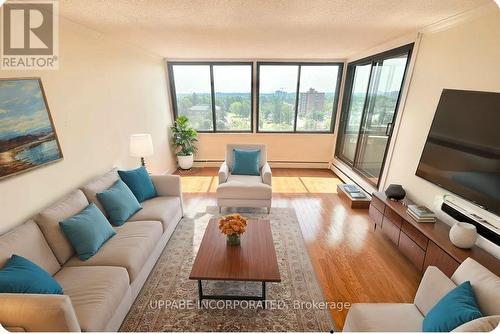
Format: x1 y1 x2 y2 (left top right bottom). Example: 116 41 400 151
423 281 483 332
232 149 261 176
0 255 63 294
118 166 157 202
59 203 116 260
97 180 142 226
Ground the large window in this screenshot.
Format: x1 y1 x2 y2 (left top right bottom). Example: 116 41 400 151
168 62 253 132
257 62 343 133
335 44 413 187
168 61 342 133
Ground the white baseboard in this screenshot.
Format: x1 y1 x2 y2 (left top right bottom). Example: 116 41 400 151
193 160 329 169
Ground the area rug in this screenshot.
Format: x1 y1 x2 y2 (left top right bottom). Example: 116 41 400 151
120 207 334 332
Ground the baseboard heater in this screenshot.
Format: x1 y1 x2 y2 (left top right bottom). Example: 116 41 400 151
441 201 500 246
194 159 329 164
330 164 373 195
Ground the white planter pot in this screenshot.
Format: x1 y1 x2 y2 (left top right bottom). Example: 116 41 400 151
177 154 194 170
449 222 477 249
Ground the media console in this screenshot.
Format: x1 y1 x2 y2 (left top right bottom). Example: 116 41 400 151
369 192 499 277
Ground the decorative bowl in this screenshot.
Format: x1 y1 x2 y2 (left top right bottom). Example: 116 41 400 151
449 222 477 249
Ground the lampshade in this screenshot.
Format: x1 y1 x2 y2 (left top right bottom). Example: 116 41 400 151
129 134 154 157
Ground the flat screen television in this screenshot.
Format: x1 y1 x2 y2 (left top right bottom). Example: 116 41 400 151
416 89 500 216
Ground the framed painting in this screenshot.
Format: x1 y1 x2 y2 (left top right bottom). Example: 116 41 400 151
0 78 63 180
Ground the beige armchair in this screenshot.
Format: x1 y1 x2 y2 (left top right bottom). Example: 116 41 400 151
216 144 272 213
343 258 500 332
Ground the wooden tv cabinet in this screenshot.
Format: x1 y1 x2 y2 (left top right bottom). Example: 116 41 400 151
369 192 499 277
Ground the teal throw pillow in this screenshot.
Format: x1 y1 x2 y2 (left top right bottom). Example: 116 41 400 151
97 179 142 226
423 281 483 332
232 149 261 176
118 166 157 202
0 254 63 294
59 203 116 260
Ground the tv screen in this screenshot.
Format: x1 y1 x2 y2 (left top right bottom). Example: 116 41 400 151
416 89 500 216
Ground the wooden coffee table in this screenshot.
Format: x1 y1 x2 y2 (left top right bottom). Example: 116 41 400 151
189 218 281 304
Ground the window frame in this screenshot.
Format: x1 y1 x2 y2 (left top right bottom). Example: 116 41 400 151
256 61 344 134
167 61 254 133
335 43 414 187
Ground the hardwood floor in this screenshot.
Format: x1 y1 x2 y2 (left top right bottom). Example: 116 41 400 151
176 167 422 330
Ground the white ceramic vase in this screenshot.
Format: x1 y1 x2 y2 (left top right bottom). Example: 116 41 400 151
177 154 194 170
449 222 477 249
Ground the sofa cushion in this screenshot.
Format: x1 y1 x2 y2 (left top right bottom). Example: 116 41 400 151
59 203 116 260
423 281 483 332
55 266 129 332
232 149 261 176
34 190 89 264
118 166 157 202
451 258 500 316
0 255 63 294
217 174 272 200
0 220 60 275
225 144 267 170
63 221 162 283
414 266 457 316
225 174 262 184
343 303 423 332
128 196 182 231
80 168 120 216
97 180 142 226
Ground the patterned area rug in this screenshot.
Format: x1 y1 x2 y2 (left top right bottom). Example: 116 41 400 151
120 207 334 332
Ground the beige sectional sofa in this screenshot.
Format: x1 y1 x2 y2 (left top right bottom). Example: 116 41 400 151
0 168 183 332
343 258 500 332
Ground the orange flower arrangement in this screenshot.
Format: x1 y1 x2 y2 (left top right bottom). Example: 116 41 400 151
218 214 248 236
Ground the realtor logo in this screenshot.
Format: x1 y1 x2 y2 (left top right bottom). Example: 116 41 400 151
1 0 59 69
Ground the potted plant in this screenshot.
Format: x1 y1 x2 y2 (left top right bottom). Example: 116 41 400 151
171 115 198 170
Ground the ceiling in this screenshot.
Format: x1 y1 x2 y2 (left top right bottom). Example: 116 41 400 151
59 0 491 59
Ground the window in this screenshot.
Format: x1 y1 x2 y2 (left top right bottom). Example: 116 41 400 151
213 65 252 132
297 65 341 131
170 65 213 131
168 61 342 133
257 65 298 132
168 62 253 132
335 44 413 187
257 62 343 133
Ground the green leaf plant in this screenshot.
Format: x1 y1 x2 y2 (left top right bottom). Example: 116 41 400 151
170 116 198 156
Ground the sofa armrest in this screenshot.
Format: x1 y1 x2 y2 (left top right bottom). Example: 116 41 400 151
151 174 182 197
262 163 272 186
414 266 457 316
452 315 500 332
218 162 229 185
0 293 81 332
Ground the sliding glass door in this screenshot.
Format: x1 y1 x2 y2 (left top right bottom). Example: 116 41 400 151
337 63 371 163
336 44 413 187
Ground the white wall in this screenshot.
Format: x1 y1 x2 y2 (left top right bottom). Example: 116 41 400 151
384 8 500 256
0 18 176 233
195 133 334 167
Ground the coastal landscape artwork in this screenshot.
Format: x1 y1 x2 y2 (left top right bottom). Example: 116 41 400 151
0 78 62 180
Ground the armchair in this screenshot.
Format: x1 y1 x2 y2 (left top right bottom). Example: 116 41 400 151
216 144 272 213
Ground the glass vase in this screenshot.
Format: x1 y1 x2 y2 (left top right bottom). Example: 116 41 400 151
226 234 240 246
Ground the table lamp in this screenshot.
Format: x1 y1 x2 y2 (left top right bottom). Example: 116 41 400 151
130 134 153 168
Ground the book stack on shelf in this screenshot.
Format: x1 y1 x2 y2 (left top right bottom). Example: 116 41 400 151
343 184 367 199
407 205 436 223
